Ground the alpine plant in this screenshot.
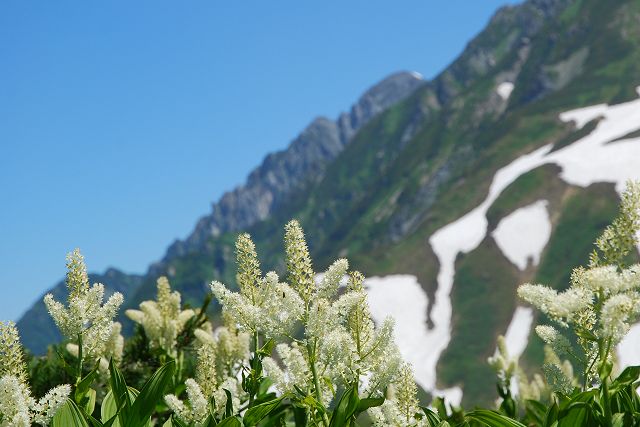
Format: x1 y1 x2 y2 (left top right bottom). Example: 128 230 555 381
204 221 404 425
164 325 250 425
518 181 640 388
125 276 204 357
43 249 124 372
0 322 70 426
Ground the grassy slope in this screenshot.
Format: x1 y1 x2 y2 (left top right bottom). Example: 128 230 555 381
438 238 520 407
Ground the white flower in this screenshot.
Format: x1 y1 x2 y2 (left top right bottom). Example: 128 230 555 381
600 293 636 344
0 375 32 427
518 283 591 325
126 276 198 356
368 363 425 426
31 385 71 426
316 259 349 299
0 322 28 384
44 250 123 364
263 343 311 396
0 375 70 427
535 325 573 357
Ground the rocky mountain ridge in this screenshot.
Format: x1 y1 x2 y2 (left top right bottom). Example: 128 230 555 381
160 71 424 264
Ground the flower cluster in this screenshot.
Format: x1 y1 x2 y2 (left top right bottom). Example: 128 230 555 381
210 233 304 339
518 181 640 385
125 276 201 356
164 324 249 425
368 363 426 427
44 249 124 364
0 322 70 426
211 221 402 415
487 335 518 391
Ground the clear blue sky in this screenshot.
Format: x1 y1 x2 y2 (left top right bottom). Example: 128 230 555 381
0 0 520 321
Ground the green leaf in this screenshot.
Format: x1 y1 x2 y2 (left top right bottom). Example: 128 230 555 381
83 388 97 417
108 359 131 424
101 388 140 427
218 416 243 427
524 399 547 425
243 397 284 426
466 409 527 427
421 407 442 427
169 416 189 427
329 385 360 427
128 360 175 427
224 388 235 418
610 366 640 393
612 413 625 427
52 399 90 427
259 338 275 356
356 396 384 412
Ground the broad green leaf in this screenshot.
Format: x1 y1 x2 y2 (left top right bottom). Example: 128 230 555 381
293 406 308 427
466 409 527 427
101 388 140 427
83 388 97 417
329 385 359 427
356 396 384 412
128 360 175 427
612 413 625 427
52 399 90 427
421 407 442 427
611 366 640 393
243 397 283 426
169 416 189 427
524 399 547 424
224 388 235 418
109 359 131 423
557 401 594 427
218 416 242 427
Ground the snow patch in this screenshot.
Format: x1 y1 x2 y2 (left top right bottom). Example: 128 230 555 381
496 82 515 100
424 86 640 401
618 323 640 367
364 275 462 405
492 200 552 270
503 307 534 360
410 71 424 80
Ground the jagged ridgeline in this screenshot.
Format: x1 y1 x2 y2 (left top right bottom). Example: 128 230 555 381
18 0 640 407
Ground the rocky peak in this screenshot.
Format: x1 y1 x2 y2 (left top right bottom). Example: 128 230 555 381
161 71 424 262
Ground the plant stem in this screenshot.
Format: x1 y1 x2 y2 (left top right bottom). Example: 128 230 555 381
249 331 260 406
307 339 329 427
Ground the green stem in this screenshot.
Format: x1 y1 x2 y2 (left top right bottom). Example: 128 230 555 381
602 376 612 427
249 331 260 406
307 340 329 427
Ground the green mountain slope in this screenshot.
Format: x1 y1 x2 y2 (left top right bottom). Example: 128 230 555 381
18 0 640 407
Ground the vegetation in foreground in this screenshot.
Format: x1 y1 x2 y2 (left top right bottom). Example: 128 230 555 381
1 181 639 426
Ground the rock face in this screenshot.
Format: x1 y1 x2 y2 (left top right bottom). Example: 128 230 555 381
163 72 424 260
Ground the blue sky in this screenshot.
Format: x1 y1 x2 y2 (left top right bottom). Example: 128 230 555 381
0 0 520 321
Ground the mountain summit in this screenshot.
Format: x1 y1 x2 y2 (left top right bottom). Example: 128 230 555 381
18 0 640 407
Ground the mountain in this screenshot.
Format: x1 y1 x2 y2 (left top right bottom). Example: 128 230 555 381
18 0 640 407
17 71 424 353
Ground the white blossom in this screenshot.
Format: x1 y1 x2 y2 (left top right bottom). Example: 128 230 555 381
599 293 636 344
316 259 349 299
125 276 199 356
535 325 573 357
44 250 123 364
31 385 71 426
